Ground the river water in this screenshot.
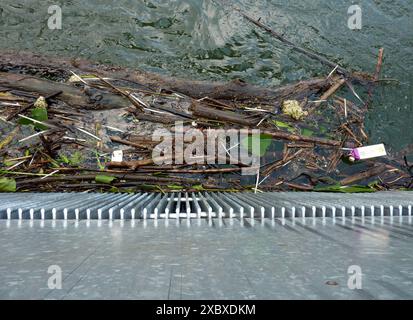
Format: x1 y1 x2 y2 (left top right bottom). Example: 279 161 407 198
0 0 412 152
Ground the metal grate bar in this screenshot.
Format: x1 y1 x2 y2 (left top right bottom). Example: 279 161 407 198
0 191 411 220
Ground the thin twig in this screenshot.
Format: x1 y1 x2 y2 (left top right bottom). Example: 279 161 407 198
75 127 102 141
18 130 49 143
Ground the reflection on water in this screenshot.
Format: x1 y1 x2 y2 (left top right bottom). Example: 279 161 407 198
0 0 412 151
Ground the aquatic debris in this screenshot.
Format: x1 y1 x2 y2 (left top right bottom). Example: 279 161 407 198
0 48 410 193
111 150 123 162
282 100 308 120
347 144 387 162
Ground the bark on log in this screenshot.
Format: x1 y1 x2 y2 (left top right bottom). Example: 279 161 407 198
339 165 389 186
0 71 130 110
127 108 182 124
16 173 199 186
285 182 314 191
191 103 258 126
315 78 346 107
0 50 332 103
110 136 152 150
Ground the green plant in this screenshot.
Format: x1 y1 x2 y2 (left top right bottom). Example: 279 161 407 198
0 177 16 192
95 175 116 184
241 134 272 157
18 107 48 130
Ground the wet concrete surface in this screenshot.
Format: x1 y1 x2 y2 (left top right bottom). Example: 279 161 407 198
0 217 412 300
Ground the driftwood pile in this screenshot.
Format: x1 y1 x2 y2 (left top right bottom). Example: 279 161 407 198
0 13 412 193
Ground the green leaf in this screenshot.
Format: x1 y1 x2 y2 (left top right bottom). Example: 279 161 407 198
241 134 272 157
273 120 296 133
31 107 48 130
95 175 116 184
58 152 84 166
80 74 100 79
314 184 376 193
69 152 83 166
300 128 314 137
58 154 70 164
319 125 328 134
167 184 183 190
31 107 48 121
191 184 205 191
95 151 105 171
18 107 48 130
17 117 32 125
0 177 16 192
3 161 15 167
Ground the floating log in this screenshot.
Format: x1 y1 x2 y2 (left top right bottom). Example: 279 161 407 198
0 51 333 103
340 165 389 186
110 136 152 150
191 103 258 126
16 173 199 186
0 71 130 110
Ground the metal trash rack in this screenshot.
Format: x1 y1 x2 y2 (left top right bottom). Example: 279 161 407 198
1 191 412 220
